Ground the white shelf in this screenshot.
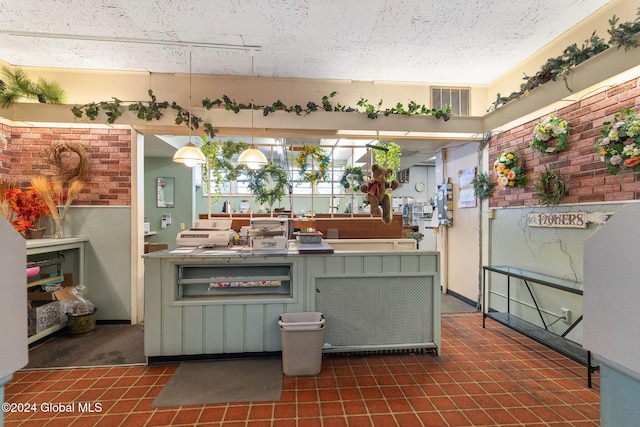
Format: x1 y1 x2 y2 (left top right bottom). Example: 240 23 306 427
27 322 67 345
26 238 87 343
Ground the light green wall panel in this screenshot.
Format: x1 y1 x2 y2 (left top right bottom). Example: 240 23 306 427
144 157 194 250
490 204 622 283
488 203 624 343
204 306 225 354
183 306 204 355
62 206 131 321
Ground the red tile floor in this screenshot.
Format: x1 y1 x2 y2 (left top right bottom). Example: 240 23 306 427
4 313 600 426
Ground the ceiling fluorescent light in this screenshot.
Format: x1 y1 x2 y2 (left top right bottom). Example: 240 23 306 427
336 130 483 140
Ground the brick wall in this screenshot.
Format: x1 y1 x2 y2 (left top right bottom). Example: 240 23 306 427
489 77 640 208
0 123 10 177
1 126 132 206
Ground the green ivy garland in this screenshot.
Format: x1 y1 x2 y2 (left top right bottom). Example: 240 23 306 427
355 98 451 120
339 166 365 191
205 92 452 121
247 163 289 208
294 145 331 185
71 91 452 138
472 172 495 200
534 166 566 206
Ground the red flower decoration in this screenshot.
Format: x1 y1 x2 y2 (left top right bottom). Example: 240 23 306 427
2 186 51 234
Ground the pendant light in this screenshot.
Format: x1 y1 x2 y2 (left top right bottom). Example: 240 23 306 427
173 49 206 167
237 55 268 170
237 146 267 170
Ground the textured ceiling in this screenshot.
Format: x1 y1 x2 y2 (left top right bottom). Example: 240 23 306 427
0 0 616 85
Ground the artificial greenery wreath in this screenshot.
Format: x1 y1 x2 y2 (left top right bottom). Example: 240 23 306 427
472 172 495 200
339 166 365 191
294 145 331 185
247 162 289 209
534 166 566 206
200 137 248 201
531 114 570 154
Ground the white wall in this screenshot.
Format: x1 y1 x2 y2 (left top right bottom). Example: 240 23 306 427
392 165 436 205
0 219 28 378
584 203 640 374
440 142 481 302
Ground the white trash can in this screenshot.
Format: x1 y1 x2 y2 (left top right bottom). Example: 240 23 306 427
279 312 325 376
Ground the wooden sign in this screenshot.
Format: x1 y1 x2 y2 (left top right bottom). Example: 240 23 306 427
526 211 612 228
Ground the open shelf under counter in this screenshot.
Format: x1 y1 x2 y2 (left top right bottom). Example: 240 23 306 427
177 263 293 301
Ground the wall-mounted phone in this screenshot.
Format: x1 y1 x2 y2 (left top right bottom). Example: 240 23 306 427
161 214 172 229
436 181 453 227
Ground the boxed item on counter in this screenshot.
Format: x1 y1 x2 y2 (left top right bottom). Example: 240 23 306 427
295 231 323 244
251 235 288 251
144 242 169 253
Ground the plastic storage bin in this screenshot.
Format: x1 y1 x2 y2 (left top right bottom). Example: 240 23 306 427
279 312 325 376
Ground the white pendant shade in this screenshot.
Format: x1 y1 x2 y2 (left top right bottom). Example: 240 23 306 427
173 141 206 167
237 146 268 170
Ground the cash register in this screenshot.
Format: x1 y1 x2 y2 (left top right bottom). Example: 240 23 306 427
176 219 234 248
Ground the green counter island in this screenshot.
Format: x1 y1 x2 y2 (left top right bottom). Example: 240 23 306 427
143 239 440 360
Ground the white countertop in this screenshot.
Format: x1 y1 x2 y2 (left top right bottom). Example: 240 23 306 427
25 236 89 249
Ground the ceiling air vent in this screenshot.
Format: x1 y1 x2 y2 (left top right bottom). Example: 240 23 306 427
397 168 410 184
431 87 469 117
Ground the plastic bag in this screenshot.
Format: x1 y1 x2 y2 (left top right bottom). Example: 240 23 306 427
60 287 95 316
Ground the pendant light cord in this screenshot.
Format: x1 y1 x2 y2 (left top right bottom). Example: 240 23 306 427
251 54 255 146
189 49 194 139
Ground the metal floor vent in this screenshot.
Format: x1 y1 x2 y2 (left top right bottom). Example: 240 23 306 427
325 347 437 357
